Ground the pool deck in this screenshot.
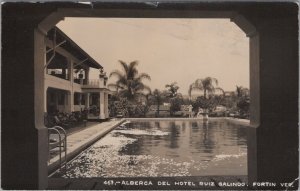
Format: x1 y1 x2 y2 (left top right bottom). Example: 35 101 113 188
48 119 126 173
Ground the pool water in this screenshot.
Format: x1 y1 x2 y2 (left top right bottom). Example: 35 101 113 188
54 119 248 178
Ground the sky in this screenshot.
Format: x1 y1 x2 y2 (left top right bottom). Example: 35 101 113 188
57 18 249 95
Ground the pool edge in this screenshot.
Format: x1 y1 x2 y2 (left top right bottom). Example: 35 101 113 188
127 117 250 126
48 119 127 175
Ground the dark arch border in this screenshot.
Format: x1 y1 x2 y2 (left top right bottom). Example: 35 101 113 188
35 7 259 188
2 2 298 189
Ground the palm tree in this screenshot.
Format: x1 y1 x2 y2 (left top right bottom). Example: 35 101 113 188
151 89 164 117
188 77 220 99
236 86 250 97
108 60 151 102
165 82 180 98
236 86 244 97
215 87 225 97
165 82 183 116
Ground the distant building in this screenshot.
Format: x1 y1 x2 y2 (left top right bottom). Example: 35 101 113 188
214 105 227 112
149 105 170 112
44 27 110 120
163 102 170 106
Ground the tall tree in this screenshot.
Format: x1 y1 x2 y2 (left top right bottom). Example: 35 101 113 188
151 89 165 117
236 86 249 98
188 77 220 99
215 87 225 97
165 82 180 98
108 60 151 102
165 82 183 116
236 86 244 97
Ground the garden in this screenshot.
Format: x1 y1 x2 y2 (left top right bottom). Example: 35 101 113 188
107 60 250 119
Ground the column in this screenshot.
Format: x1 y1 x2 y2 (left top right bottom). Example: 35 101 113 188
35 28 48 189
247 16 298 185
66 91 72 113
68 59 73 83
70 92 74 112
247 32 260 184
99 91 105 119
104 93 109 118
2 24 50 189
85 68 90 84
69 59 74 112
44 87 48 113
85 93 90 108
79 93 82 110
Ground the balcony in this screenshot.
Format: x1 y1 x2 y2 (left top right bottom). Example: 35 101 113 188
47 69 69 81
82 79 107 89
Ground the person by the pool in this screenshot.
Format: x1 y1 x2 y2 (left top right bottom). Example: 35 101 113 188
188 105 193 118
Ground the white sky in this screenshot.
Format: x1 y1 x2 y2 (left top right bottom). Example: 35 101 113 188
57 18 249 95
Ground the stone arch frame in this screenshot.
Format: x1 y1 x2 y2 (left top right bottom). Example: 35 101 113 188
2 2 298 189
35 8 259 188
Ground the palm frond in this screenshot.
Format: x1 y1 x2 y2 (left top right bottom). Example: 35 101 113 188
136 73 151 81
141 85 151 93
129 60 139 70
127 61 139 79
118 89 131 97
109 70 124 78
107 83 125 93
116 77 128 87
204 77 218 86
215 87 225 96
107 83 119 89
118 60 129 74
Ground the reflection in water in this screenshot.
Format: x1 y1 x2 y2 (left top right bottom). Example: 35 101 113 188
54 119 248 178
202 121 217 154
168 122 180 149
154 121 161 129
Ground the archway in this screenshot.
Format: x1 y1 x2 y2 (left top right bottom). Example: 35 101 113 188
2 2 298 189
35 7 258 188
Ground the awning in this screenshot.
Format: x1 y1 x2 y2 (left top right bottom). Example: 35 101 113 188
47 26 102 69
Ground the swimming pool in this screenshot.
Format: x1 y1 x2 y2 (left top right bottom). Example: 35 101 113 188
53 119 248 178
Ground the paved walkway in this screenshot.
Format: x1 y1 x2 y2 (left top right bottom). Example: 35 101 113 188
48 119 125 173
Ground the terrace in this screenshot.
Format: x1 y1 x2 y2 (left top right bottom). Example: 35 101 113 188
44 27 110 120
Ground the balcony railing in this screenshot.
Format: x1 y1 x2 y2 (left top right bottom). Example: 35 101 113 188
46 73 106 89
82 79 106 89
74 79 87 85
47 70 69 81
